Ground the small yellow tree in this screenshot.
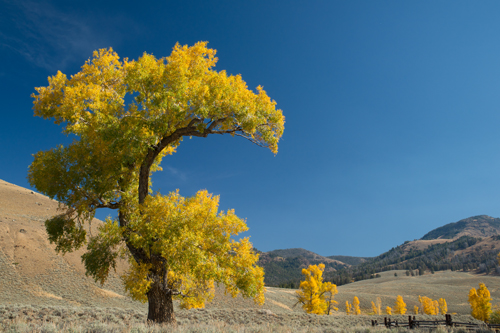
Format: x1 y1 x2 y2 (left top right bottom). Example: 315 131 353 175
394 295 407 315
469 283 492 322
439 298 447 314
353 296 361 315
371 301 378 315
346 301 352 315
376 297 382 315
295 264 338 315
414 305 419 314
386 306 392 315
324 284 339 315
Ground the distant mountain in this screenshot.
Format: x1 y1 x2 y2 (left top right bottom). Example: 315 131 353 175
327 255 371 266
421 215 500 240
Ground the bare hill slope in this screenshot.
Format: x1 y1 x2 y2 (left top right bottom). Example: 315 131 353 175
0 179 138 308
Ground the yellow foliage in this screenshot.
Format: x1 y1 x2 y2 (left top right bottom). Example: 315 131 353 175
353 296 361 315
433 300 440 315
324 282 339 315
376 297 382 315
469 283 492 322
414 305 419 315
346 301 351 315
394 295 407 315
295 264 338 315
371 301 378 315
121 259 152 303
120 190 265 308
439 298 447 314
30 42 284 162
419 295 438 315
386 306 392 315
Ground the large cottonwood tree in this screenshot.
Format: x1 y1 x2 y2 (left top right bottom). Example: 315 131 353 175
28 42 284 324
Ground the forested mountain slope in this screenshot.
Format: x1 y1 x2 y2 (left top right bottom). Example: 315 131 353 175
257 248 349 287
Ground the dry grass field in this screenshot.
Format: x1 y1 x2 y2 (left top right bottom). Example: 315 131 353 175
0 304 488 333
1 179 499 331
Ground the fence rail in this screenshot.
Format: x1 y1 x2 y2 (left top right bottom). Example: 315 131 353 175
371 314 500 330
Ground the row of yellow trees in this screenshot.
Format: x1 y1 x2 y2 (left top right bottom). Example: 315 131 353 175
343 295 445 315
294 264 438 316
295 264 494 322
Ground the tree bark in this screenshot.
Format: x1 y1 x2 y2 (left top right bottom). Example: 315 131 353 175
147 278 175 324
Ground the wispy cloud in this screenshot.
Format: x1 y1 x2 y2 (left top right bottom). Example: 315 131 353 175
0 0 137 71
165 166 188 182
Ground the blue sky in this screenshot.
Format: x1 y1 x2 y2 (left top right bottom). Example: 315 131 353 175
2 0 500 257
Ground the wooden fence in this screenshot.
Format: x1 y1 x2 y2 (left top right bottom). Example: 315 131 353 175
371 314 500 330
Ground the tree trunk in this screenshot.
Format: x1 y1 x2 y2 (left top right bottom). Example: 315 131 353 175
147 279 175 324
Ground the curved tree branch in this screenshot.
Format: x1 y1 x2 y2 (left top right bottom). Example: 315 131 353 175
139 120 246 205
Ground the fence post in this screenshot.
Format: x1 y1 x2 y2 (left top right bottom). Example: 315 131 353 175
445 314 452 327
384 317 387 328
408 315 413 329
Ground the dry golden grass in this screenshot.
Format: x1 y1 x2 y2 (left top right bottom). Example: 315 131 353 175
0 304 487 332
